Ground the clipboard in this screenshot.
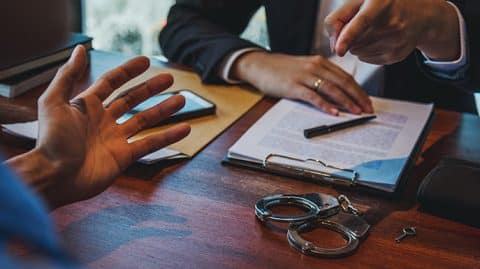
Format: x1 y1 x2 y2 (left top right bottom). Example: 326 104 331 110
222 102 435 196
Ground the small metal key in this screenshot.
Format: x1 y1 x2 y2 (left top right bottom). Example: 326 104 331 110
395 227 416 243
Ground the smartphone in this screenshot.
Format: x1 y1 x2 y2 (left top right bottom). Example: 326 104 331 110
116 90 216 125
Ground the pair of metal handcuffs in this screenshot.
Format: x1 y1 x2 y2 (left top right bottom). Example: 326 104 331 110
255 193 370 258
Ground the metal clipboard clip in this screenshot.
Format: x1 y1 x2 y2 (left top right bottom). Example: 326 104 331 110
262 153 359 186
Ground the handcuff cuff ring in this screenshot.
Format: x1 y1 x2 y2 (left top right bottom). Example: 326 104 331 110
255 193 339 223
287 217 361 258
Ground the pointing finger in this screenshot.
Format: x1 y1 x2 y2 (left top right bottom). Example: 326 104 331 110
325 0 363 53
335 0 383 56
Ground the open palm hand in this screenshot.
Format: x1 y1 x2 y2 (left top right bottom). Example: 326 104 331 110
35 46 190 207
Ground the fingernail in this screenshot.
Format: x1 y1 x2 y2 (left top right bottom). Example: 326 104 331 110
69 45 82 61
352 106 361 114
69 47 78 62
330 108 339 116
330 36 336 54
73 45 82 55
337 44 346 57
367 105 374 113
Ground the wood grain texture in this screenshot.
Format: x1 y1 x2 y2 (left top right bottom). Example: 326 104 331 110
1 51 479 269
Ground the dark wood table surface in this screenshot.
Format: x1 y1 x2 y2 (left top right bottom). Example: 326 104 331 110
1 50 479 269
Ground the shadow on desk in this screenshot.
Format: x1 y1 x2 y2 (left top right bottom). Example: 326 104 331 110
124 158 187 181
61 204 192 264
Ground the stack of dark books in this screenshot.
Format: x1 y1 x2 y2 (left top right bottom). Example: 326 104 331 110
0 33 92 98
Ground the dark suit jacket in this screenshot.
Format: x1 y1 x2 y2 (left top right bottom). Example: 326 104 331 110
160 0 480 113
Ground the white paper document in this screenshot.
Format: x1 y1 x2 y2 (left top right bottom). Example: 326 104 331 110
228 97 433 192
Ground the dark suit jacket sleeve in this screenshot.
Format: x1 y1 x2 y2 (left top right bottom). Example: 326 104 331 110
159 0 264 83
417 0 480 92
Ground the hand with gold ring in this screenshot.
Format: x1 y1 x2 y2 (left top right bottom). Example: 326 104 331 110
231 51 374 115
6 45 191 209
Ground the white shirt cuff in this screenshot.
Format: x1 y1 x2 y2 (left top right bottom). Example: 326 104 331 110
421 1 467 73
217 47 264 84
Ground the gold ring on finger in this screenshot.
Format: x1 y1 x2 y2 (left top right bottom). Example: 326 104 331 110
313 78 324 93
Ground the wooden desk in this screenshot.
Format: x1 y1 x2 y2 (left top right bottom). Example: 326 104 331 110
1 51 479 268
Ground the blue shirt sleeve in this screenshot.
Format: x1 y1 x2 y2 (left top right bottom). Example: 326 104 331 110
0 156 77 268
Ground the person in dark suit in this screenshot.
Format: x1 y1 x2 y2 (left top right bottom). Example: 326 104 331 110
160 0 479 114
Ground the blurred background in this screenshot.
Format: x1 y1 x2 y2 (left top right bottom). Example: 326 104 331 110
83 0 269 57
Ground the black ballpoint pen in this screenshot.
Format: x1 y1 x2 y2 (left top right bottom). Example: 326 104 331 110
304 115 377 139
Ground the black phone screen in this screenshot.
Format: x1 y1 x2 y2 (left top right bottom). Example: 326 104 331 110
116 90 216 125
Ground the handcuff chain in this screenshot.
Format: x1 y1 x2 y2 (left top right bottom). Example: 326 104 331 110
338 195 362 216
256 193 370 258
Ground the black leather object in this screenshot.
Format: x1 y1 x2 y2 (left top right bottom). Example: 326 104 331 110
417 158 480 227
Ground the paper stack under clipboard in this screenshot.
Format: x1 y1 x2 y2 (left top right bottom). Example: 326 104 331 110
224 98 434 193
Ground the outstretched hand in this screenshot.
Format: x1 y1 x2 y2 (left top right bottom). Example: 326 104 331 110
8 45 190 208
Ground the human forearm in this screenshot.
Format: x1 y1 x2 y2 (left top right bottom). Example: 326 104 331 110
230 50 269 86
417 1 461 61
445 0 480 90
4 149 60 197
414 0 480 91
217 48 265 83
